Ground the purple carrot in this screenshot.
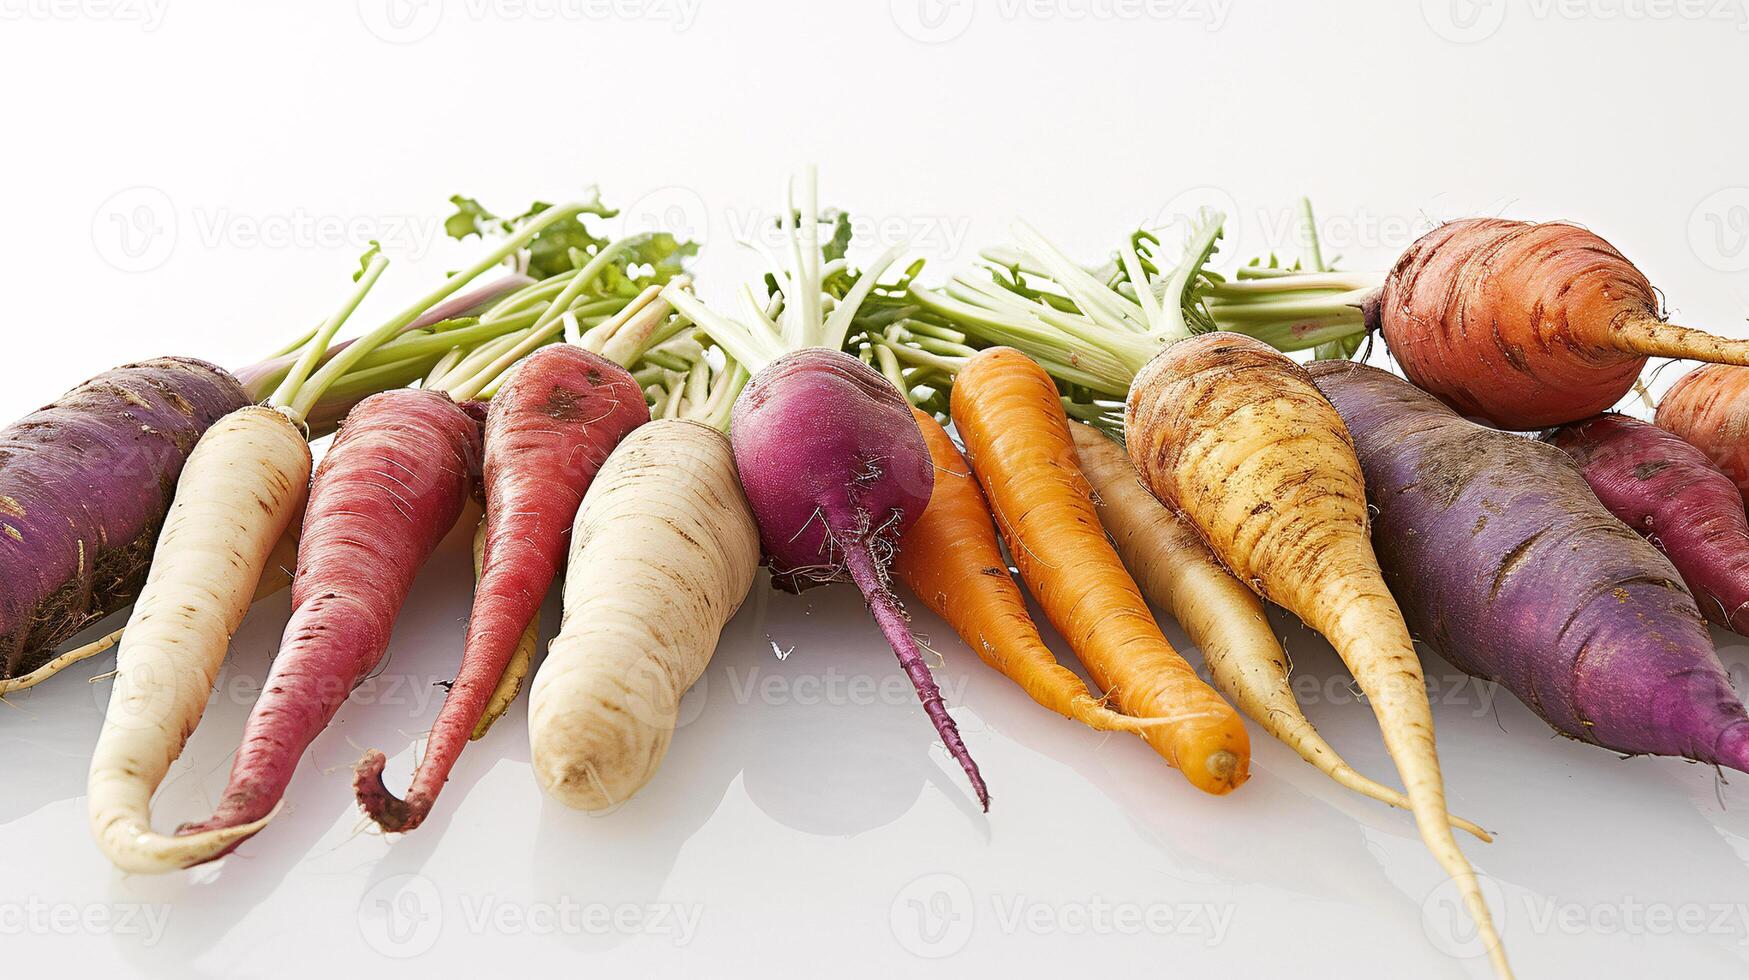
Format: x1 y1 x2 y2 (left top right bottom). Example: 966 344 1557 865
0 357 246 680
1308 359 1749 771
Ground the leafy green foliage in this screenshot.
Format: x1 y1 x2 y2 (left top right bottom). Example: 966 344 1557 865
444 191 697 293
443 194 617 279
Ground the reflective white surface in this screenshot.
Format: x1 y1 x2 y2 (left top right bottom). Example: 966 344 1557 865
4 2 1749 977
6 505 1749 977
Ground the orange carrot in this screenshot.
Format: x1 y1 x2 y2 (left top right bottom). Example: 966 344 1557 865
895 407 1163 735
949 347 1249 795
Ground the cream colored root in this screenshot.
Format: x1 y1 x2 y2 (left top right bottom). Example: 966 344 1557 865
471 518 539 741
528 420 759 811
1070 421 1489 841
86 406 311 874
1125 336 1509 977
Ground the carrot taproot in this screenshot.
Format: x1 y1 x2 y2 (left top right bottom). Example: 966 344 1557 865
170 388 481 855
529 418 760 809
1314 361 1749 776
1553 412 1749 636
893 406 1165 735
1069 419 1490 839
1125 331 1508 977
354 344 648 832
1375 217 1749 429
949 346 1249 795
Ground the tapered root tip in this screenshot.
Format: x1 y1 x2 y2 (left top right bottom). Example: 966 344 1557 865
1613 313 1749 368
353 749 430 833
96 803 282 874
1204 750 1239 785
1700 720 1749 777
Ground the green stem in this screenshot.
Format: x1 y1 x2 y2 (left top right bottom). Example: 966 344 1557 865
291 201 589 419
270 254 390 418
445 236 641 400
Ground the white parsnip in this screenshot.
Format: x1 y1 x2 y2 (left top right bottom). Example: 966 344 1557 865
1070 421 1489 841
529 419 759 810
86 406 311 873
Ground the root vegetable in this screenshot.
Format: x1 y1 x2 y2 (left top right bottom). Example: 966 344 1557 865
1126 333 1508 977
1310 360 1749 778
662 169 989 808
0 358 247 682
1655 363 1749 506
86 406 311 873
894 407 1166 735
1071 419 1491 838
1554 412 1749 635
1375 217 1749 429
528 419 759 809
354 344 648 832
952 347 1249 795
170 389 479 857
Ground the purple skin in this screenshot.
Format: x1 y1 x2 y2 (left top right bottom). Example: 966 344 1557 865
731 348 989 808
1555 414 1749 636
1307 360 1749 772
0 357 248 679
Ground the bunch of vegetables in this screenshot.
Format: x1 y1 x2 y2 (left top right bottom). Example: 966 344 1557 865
20 171 1749 980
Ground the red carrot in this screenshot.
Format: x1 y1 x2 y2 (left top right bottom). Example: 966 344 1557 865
170 390 479 852
354 344 647 832
1554 412 1749 636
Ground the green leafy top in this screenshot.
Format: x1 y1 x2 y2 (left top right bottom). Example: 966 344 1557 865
444 191 698 291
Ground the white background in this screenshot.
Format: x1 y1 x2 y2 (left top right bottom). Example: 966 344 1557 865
4 1 1749 977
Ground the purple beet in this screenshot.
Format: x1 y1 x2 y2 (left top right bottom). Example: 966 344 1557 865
1555 413 1749 636
1308 359 1749 771
731 347 989 808
0 357 248 679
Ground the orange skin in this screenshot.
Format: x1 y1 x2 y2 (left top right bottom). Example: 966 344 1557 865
1377 217 1734 430
949 347 1249 795
894 408 1162 736
1657 364 1749 509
